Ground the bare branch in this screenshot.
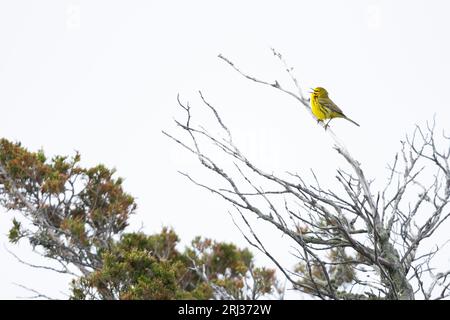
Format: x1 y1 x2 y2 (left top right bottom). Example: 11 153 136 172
166 50 450 300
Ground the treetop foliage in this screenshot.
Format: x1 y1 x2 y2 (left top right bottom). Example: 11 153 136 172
0 138 280 300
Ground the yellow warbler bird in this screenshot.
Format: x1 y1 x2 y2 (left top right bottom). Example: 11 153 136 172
310 87 360 127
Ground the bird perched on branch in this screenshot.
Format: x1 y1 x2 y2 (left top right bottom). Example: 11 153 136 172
310 87 360 128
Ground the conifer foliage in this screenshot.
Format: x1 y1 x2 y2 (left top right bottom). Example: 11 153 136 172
0 139 280 299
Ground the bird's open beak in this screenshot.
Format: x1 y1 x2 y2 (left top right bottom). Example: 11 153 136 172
308 88 314 94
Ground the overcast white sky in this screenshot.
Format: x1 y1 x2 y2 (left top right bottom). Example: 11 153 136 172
1 0 450 299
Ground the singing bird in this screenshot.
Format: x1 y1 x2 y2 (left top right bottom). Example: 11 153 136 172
310 87 360 127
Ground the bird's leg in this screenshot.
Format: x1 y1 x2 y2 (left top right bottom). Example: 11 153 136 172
324 119 332 130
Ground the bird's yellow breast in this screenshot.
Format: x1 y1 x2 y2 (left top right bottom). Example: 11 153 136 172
310 94 327 120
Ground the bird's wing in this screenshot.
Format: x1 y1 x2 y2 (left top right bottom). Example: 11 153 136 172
318 97 345 116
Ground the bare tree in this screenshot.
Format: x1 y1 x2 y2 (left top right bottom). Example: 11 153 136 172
164 49 450 300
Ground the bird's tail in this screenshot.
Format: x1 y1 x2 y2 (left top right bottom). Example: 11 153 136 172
344 116 360 127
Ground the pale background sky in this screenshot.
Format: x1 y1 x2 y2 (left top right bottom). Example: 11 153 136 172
1 0 450 299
